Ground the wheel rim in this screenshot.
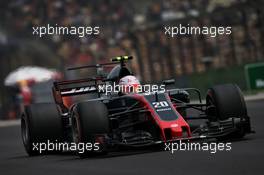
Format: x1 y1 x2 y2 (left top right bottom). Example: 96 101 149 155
21 116 29 146
72 115 80 143
206 96 218 121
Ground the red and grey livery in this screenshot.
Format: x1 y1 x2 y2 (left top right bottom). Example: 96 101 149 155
21 56 254 157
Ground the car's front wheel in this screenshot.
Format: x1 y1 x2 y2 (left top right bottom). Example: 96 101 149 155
206 84 251 138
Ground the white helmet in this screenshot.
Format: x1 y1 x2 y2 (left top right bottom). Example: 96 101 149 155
118 75 140 94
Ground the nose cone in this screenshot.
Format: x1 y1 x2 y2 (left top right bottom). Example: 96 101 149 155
162 120 191 141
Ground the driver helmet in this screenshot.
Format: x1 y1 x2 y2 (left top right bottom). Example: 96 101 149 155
118 75 140 94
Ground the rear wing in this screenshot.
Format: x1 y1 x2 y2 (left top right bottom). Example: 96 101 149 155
52 55 133 111
52 78 105 112
53 78 101 97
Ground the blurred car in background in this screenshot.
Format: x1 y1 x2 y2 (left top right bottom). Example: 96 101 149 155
3 66 62 119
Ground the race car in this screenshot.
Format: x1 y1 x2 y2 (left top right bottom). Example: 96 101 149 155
21 56 253 157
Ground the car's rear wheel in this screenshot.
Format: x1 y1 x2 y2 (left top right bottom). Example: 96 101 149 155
72 101 109 157
206 84 250 138
21 103 63 156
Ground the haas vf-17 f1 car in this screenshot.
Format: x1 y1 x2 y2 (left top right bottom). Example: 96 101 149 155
21 56 254 157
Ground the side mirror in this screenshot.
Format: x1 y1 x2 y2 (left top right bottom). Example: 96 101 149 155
96 67 107 77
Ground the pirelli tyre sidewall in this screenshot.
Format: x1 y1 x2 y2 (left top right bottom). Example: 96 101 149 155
206 84 249 138
72 100 109 157
21 103 63 156
206 84 247 121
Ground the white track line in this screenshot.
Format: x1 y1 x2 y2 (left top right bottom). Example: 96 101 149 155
0 119 20 127
244 93 264 101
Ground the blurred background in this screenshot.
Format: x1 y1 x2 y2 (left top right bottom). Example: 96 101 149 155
0 0 264 119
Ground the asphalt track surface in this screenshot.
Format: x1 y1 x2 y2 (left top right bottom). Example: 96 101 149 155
0 100 263 175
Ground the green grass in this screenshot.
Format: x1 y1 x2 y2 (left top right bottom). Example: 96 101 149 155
188 66 247 96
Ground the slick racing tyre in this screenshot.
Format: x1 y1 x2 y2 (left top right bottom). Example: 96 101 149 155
21 103 63 156
72 101 110 157
206 84 250 138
